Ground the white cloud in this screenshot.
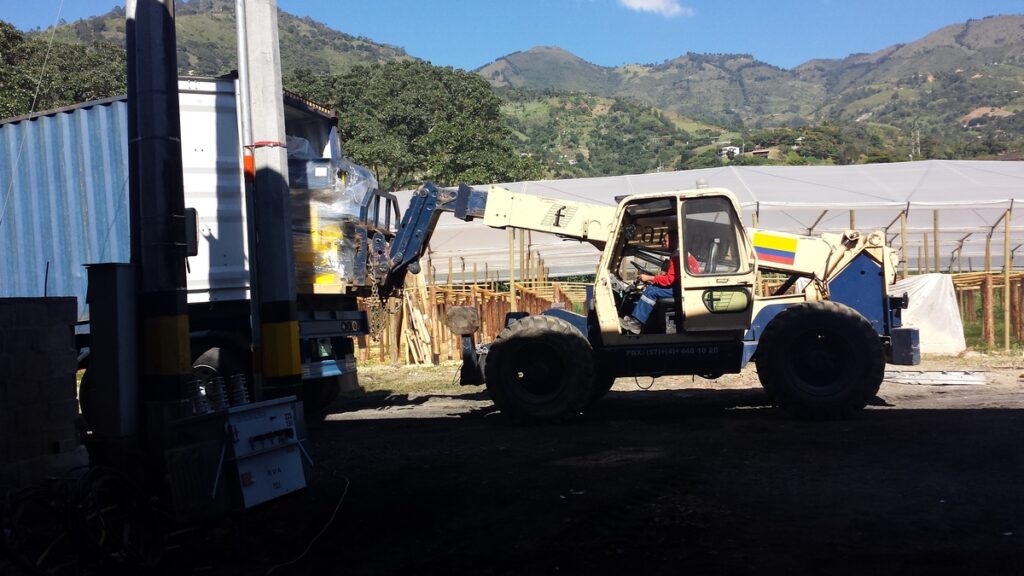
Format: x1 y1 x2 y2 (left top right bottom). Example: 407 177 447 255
618 0 694 18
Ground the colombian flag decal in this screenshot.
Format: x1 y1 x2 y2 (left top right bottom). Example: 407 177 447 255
753 232 797 265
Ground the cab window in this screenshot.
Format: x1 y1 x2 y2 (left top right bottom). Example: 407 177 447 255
682 197 746 276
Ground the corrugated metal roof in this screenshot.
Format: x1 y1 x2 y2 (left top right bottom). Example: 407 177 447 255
0 99 131 322
0 96 127 128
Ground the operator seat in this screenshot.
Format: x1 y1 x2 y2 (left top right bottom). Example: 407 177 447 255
642 256 682 334
644 295 682 334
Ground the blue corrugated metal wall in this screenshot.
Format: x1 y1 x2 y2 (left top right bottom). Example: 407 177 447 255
0 100 131 322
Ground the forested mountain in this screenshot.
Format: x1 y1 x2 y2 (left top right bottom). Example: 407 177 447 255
497 89 723 178
478 15 1024 136
37 0 410 76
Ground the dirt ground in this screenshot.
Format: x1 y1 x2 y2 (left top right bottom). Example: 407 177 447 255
164 355 1024 575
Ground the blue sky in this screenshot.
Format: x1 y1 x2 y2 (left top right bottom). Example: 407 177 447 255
6 0 1023 70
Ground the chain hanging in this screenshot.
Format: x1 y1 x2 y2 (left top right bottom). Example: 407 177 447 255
366 281 404 342
367 281 388 342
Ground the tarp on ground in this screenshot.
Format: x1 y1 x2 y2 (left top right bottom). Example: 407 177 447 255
889 274 967 355
405 160 1024 280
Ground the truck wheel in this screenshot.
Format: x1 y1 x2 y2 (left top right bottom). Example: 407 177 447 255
485 315 594 421
193 346 249 391
755 301 883 419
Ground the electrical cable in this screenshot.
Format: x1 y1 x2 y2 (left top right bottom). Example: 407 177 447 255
0 0 66 229
634 375 655 390
264 448 351 575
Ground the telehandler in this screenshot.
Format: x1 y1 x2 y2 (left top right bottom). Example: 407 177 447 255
372 182 919 420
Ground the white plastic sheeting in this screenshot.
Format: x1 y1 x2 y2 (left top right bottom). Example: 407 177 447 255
889 274 967 355
404 160 1024 280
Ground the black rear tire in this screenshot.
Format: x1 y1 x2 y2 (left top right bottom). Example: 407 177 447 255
755 301 883 419
485 315 594 421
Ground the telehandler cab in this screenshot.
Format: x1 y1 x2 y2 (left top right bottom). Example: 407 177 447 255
373 183 919 421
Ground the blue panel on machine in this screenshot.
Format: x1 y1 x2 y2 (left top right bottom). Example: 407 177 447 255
828 253 885 334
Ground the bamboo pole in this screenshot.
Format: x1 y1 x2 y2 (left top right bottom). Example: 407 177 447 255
1016 280 1024 342
900 211 908 279
983 275 995 348
986 233 992 272
519 230 526 297
923 233 930 273
933 209 940 273
1011 280 1022 343
849 209 856 230
429 284 440 362
1005 207 1012 351
509 229 517 312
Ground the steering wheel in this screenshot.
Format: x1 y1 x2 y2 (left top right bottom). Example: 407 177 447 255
630 260 652 276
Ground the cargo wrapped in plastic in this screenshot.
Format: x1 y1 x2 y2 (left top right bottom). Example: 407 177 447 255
291 153 380 291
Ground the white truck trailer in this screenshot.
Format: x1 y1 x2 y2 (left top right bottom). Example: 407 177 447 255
0 76 396 413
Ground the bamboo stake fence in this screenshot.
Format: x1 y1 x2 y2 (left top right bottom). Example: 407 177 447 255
354 276 590 365
355 267 1024 366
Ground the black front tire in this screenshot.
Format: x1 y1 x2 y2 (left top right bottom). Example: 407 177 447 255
756 301 884 419
485 315 594 421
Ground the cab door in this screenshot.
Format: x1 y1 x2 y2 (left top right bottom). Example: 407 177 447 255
679 195 756 332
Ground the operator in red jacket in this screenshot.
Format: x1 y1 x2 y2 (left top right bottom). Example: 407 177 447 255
620 231 700 334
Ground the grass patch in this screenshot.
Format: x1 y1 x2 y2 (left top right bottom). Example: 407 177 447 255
356 361 467 395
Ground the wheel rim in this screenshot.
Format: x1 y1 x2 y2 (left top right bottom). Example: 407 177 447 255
503 340 566 403
788 327 852 396
192 363 218 388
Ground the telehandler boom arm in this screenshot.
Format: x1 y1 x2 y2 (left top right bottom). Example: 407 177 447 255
378 183 615 296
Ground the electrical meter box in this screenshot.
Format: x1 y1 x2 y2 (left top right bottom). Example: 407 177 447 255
166 396 308 520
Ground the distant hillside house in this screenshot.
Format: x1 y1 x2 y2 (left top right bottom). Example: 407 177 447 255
749 149 771 159
719 146 741 158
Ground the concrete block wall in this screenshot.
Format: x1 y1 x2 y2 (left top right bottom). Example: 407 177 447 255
0 298 87 488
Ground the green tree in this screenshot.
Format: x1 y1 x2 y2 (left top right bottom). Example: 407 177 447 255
0 19 125 119
286 61 541 191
